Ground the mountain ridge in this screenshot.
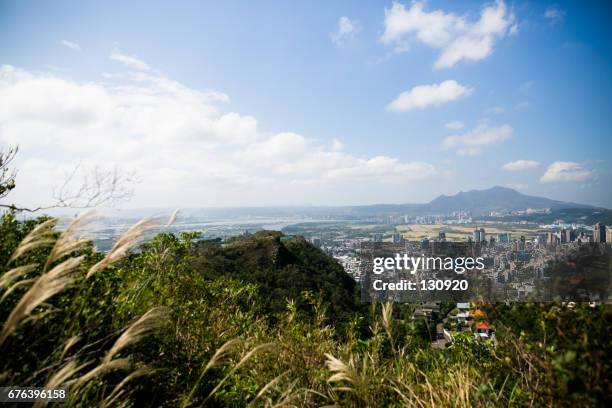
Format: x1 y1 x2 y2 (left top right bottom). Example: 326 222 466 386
83 186 607 220
421 185 594 215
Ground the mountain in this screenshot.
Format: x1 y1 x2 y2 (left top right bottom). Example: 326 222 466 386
94 186 604 221
421 186 594 215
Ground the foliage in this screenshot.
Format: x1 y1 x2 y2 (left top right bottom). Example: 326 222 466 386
1 214 610 407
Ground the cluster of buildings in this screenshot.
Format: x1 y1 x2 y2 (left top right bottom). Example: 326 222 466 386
542 222 610 246
488 208 552 217
451 303 493 340
412 212 472 224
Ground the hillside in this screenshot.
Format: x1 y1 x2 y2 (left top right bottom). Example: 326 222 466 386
192 230 361 322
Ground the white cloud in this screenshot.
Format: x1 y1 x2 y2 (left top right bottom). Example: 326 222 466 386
387 80 472 112
331 138 344 151
485 106 506 115
540 162 593 183
442 123 513 155
320 156 436 183
381 1 515 69
502 160 541 172
0 61 437 207
544 6 565 24
109 49 151 71
457 147 482 156
330 16 362 46
60 40 81 51
445 121 464 130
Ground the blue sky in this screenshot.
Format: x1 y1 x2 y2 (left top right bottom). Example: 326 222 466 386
0 0 611 208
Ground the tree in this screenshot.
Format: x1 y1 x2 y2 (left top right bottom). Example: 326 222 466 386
0 146 17 200
0 145 136 212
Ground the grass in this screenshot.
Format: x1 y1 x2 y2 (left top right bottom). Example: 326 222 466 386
0 212 609 407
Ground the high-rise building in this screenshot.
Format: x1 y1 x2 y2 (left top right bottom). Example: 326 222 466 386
578 232 591 243
607 227 612 244
392 233 404 244
593 223 606 243
473 228 486 243
547 232 558 246
372 233 383 243
516 235 526 251
421 238 429 250
438 231 446 241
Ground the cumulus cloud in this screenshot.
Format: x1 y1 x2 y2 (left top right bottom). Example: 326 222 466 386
331 138 344 151
502 160 541 172
442 123 513 155
330 16 361 46
387 80 472 112
0 60 437 207
323 156 436 182
60 40 81 51
445 121 464 130
540 162 594 183
381 1 515 69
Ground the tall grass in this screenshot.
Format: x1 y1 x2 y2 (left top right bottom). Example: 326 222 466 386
1 212 608 407
0 212 175 406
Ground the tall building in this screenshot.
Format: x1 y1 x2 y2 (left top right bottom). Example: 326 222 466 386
438 231 446 241
473 228 486 243
372 233 383 243
392 233 404 244
473 229 480 243
593 223 606 243
421 238 429 250
607 227 612 244
516 235 526 251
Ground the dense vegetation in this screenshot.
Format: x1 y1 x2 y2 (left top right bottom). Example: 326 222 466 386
0 211 610 407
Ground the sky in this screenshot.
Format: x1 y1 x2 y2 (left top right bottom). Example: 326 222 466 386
1 0 611 209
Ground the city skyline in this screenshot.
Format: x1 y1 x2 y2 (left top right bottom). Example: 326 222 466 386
1 0 611 209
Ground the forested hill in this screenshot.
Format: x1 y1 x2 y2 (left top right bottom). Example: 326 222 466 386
191 231 360 322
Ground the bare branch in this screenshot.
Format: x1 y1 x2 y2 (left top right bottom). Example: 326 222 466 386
0 147 137 212
51 163 137 209
0 146 18 200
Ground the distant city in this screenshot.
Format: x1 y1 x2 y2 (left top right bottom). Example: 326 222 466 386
61 186 609 305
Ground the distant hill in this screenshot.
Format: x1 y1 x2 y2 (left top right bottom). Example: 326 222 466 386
97 186 607 222
421 186 593 216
